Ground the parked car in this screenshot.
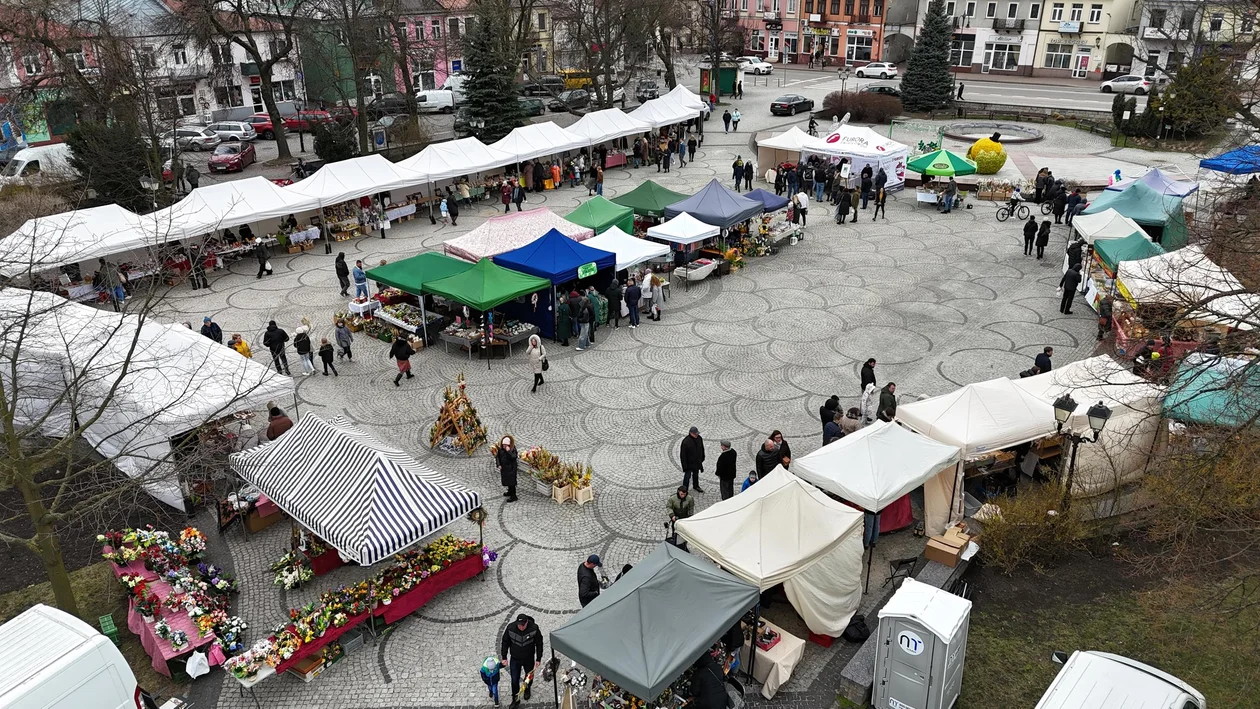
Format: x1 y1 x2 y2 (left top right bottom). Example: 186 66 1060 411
365 93 412 120
740 58 773 74
0 143 26 169
161 127 221 151
0 143 78 186
416 90 456 113
1100 74 1152 95
208 141 257 172
635 79 661 103
855 61 899 79
518 96 545 116
283 109 333 132
548 89 590 112
770 94 814 116
591 82 627 107
1036 651 1205 709
520 75 565 96
243 112 277 139
860 82 903 98
207 120 257 142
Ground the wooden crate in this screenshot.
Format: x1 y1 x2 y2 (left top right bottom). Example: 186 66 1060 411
287 245 302 254
552 484 573 504
573 485 593 506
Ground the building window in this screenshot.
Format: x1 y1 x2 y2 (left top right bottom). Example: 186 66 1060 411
987 41 1020 69
1178 9 1196 28
1029 3 1039 18
859 0 869 15
788 0 796 14
273 79 297 100
750 29 764 50
784 31 798 55
22 52 42 75
394 22 406 39
1166 51 1184 71
1148 8 1166 28
831 0 840 12
965 1 975 16
1006 3 1017 18
945 1 955 14
173 43 188 65
1044 42 1072 68
1069 3 1082 21
805 0 813 12
949 37 974 65
1088 4 1102 23
537 12 546 30
376 26 388 40
845 0 853 13
846 33 872 61
213 85 238 107
210 42 231 64
449 17 460 38
1209 13 1223 31
1144 49 1161 77
986 2 996 17
138 46 157 69
465 17 476 35
1241 15 1254 33
65 47 87 70
1050 3 1063 20
414 22 424 40
873 0 882 15
431 19 442 38
741 0 748 11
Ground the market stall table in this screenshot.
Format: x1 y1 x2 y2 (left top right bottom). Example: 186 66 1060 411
386 203 417 221
127 579 224 678
273 611 370 675
740 619 805 699
104 547 158 581
304 547 346 576
288 226 320 244
604 152 627 168
373 553 484 624
234 664 275 709
349 299 381 316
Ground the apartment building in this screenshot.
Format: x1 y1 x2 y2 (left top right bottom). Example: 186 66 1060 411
729 0 806 63
1030 0 1137 79
930 0 1047 75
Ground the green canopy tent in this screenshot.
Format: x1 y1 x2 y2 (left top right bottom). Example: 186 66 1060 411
422 259 552 368
365 252 475 343
611 180 690 218
1093 232 1166 275
1082 182 1189 250
1162 354 1260 429
566 196 634 235
906 149 977 177
549 543 759 702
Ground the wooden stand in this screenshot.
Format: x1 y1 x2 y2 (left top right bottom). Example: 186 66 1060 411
573 485 594 506
551 484 572 504
428 374 487 456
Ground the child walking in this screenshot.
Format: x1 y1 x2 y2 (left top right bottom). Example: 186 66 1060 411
318 338 338 376
480 656 504 707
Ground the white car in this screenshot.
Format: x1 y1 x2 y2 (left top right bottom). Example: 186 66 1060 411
855 62 899 79
207 120 257 141
740 58 773 75
1100 75 1152 95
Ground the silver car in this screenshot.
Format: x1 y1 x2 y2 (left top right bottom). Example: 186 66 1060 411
160 127 222 151
207 121 257 141
1099 75 1152 95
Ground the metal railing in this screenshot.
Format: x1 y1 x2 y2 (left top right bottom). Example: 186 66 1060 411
951 15 972 28
991 17 1025 30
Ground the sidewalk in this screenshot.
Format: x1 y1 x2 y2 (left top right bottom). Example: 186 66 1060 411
749 60 1099 90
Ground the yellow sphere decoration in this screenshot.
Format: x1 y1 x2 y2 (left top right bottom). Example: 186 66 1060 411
967 135 1007 174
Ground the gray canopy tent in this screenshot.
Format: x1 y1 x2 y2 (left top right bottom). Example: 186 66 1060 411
549 543 759 702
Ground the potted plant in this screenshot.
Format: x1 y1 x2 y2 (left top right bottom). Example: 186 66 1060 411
571 468 594 505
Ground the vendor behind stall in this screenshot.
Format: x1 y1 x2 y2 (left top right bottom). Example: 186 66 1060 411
689 652 728 709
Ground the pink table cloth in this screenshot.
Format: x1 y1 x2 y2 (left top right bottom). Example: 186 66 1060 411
104 546 158 582
255 494 281 518
127 578 223 677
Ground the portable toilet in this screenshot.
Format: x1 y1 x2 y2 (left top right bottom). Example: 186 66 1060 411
872 578 972 709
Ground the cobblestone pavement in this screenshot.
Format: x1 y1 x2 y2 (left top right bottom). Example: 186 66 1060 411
161 95 1099 709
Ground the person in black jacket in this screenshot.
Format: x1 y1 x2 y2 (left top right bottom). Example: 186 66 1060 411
446 186 460 225
1035 346 1054 372
715 440 737 500
624 279 641 328
606 279 623 328
254 237 271 279
567 290 583 343
755 439 780 477
200 316 222 344
293 325 314 376
819 395 839 436
1052 190 1068 224
1067 238 1086 272
500 613 545 708
769 430 791 465
1058 266 1081 314
389 336 415 386
679 426 706 493
689 651 727 709
877 383 898 422
1035 220 1052 259
860 358 877 392
497 435 519 502
262 320 290 374
578 555 602 607
860 170 874 209
1022 216 1037 256
743 161 754 191
335 252 350 295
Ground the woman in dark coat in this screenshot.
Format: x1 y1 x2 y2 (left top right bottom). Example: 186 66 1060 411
769 430 792 466
1035 219 1052 259
533 161 547 192
334 252 350 295
742 161 754 190
496 435 519 502
1052 191 1068 224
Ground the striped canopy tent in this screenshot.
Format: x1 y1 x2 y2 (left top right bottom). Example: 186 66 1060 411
230 414 482 565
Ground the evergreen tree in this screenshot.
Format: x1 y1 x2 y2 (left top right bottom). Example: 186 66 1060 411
900 0 954 112
1162 52 1241 138
65 122 152 212
463 0 527 143
1111 92 1126 129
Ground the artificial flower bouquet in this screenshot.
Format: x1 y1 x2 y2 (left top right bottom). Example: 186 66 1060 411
154 619 173 640
271 551 313 589
178 527 208 557
133 587 163 620
197 562 239 594
169 630 189 651
216 616 248 653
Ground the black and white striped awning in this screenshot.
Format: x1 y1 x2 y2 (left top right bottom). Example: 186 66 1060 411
229 415 482 565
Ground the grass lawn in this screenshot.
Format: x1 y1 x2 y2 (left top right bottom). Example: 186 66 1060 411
0 561 183 699
961 574 1260 708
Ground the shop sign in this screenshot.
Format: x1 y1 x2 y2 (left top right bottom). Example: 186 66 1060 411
577 262 597 279
846 29 874 36
813 28 831 35
1058 20 1081 33
766 20 783 30
990 33 1022 42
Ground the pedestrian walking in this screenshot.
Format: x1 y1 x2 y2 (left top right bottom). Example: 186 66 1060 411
184 164 200 192
861 357 877 392
1058 266 1081 314
743 161 754 191
731 109 741 131
877 383 898 422
497 436 519 501
650 278 664 321
956 82 964 100
346 261 366 300
1052 190 1067 224
389 336 415 386
1035 219 1051 259
512 180 526 211
334 319 354 360
680 426 706 492
254 238 272 279
687 136 697 163
576 298 593 350
736 81 743 99
606 279 623 328
585 286 600 344
848 187 860 222
667 486 695 521
732 157 744 189
262 320 290 374
872 186 887 220
189 245 209 290
624 278 641 328
1023 216 1037 256
578 555 602 607
200 316 223 343
318 338 338 376
722 110 731 133
835 187 851 224
499 613 544 708
715 440 737 500
501 181 512 213
527 335 546 393
662 147 672 173
595 165 604 196
293 325 315 376
335 252 350 295
447 187 460 225
795 189 809 226
678 137 687 166
755 439 780 477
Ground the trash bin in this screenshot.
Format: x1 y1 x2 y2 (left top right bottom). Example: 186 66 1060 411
872 578 972 709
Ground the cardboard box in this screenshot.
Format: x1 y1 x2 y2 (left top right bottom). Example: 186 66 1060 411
244 508 286 533
924 536 965 567
942 524 975 547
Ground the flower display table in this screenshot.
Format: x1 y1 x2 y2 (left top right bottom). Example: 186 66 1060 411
348 299 381 316
104 547 158 582
304 548 346 577
373 553 483 624
127 578 224 677
274 612 370 675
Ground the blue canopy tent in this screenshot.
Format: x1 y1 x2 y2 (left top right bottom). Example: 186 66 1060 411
1199 145 1260 175
493 228 617 339
663 178 764 228
743 188 790 212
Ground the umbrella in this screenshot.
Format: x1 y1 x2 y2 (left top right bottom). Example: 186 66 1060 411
907 149 977 177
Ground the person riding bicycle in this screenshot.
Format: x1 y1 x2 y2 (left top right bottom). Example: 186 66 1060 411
1007 186 1023 211
807 117 818 136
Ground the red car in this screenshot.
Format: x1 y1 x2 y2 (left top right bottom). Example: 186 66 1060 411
283 109 334 132
208 141 257 172
244 113 277 140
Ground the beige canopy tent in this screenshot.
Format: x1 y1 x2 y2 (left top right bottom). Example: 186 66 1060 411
675 466 864 637
755 127 823 176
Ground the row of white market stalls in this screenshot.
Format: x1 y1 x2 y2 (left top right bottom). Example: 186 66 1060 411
756 124 911 191
0 86 714 298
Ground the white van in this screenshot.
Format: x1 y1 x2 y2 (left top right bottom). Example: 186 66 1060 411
0 604 144 709
0 144 77 185
441 74 468 102
1036 651 1206 709
415 90 456 113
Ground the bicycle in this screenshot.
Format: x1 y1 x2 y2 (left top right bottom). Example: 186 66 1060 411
996 202 1030 222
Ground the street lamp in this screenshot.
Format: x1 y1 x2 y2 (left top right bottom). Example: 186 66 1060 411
837 67 851 94
1052 394 1112 511
139 175 160 209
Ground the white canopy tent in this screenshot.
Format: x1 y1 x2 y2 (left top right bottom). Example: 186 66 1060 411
664 85 708 113
1013 355 1165 501
395 137 516 182
1116 245 1259 329
0 205 151 278
582 226 670 271
568 109 653 145
628 97 698 129
675 466 864 636
490 122 588 163
757 127 826 175
285 154 426 204
801 125 910 190
896 377 1059 458
644 212 720 244
794 421 963 535
0 289 292 510
1071 208 1147 245
144 177 320 240
443 208 595 262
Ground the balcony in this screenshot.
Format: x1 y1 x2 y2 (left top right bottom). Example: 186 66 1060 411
991 17 1025 31
761 10 779 19
852 13 872 23
1141 26 1191 40
951 15 972 29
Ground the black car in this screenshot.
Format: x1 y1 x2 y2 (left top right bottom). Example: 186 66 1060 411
548 89 590 112
518 96 545 116
770 95 814 116
860 83 902 99
365 93 411 120
520 76 565 96
635 80 660 104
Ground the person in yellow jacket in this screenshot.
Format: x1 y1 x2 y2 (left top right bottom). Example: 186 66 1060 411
229 333 252 358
